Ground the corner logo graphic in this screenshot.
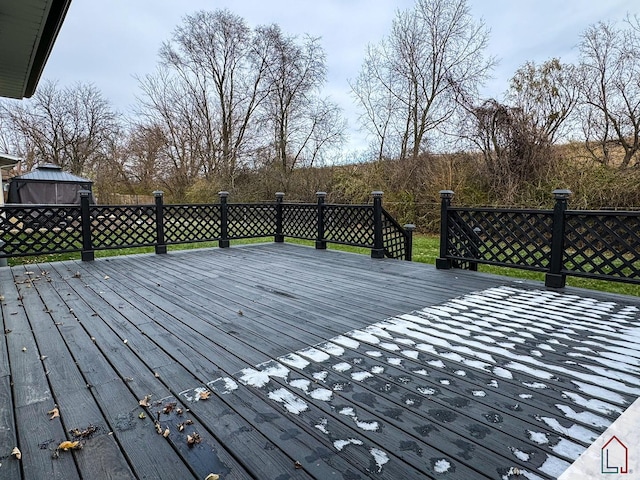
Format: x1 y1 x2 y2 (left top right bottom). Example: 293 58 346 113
601 436 629 474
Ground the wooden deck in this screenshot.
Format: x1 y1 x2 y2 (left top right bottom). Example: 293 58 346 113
1 242 640 479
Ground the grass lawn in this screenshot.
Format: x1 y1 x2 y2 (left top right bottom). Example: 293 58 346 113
6 234 639 297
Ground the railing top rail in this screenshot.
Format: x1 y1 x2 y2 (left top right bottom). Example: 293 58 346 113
448 206 553 214
566 209 640 216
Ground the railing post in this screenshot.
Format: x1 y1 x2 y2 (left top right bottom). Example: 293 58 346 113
371 191 384 259
545 189 572 288
219 191 230 248
79 190 94 261
275 192 285 243
436 190 454 269
316 192 327 250
404 224 415 261
153 191 167 255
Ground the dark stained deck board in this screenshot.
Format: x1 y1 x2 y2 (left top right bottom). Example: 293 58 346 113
92 251 576 468
35 264 287 480
3 243 640 479
49 259 439 479
55 262 499 480
99 245 503 362
11 267 198 480
29 263 241 480
14 265 135 480
114 255 598 471
47 255 492 478
0 269 18 480
1 267 80 480
41 262 374 480
96 246 631 431
47 262 430 477
51 246 637 475
58 249 560 478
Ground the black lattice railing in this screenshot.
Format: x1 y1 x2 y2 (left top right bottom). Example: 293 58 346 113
324 205 374 246
164 204 221 244
0 205 82 257
438 189 640 287
564 211 640 282
447 208 553 271
382 208 409 259
228 204 276 239
282 204 317 239
0 191 413 263
91 205 157 249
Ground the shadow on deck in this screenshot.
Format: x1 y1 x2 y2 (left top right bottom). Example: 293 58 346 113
1 243 639 479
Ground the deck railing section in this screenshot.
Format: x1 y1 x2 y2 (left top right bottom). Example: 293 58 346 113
436 189 640 287
0 190 413 262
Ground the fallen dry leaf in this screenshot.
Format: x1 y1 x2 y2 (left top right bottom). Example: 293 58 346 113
69 425 98 439
162 402 176 414
21 347 27 352
186 432 201 447
294 461 303 469
198 390 211 400
138 412 147 419
48 406 60 420
11 447 21 460
139 395 151 407
204 474 220 480
155 422 162 434
57 441 80 451
163 427 170 438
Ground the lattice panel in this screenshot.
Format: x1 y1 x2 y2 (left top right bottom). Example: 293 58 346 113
447 209 553 270
564 212 640 281
228 204 276 238
282 204 317 239
164 205 221 243
0 206 82 256
382 209 408 259
91 206 157 249
324 205 374 246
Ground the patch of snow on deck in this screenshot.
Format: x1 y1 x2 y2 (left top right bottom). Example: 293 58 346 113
370 448 389 472
332 362 352 372
433 458 451 473
297 347 331 362
334 438 363 451
193 284 640 480
267 388 308 414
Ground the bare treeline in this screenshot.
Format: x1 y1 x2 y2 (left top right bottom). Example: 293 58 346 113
1 1 639 207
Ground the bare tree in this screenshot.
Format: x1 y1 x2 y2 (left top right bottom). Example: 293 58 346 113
465 99 556 201
135 71 209 200
255 25 345 189
507 58 579 145
0 80 118 175
153 9 271 188
351 0 494 160
578 18 640 167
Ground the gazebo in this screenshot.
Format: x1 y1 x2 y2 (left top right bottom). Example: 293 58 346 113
7 163 94 204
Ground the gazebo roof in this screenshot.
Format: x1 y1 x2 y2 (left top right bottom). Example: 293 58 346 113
13 163 92 183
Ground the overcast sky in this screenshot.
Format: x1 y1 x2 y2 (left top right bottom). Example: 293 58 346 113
43 0 637 153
